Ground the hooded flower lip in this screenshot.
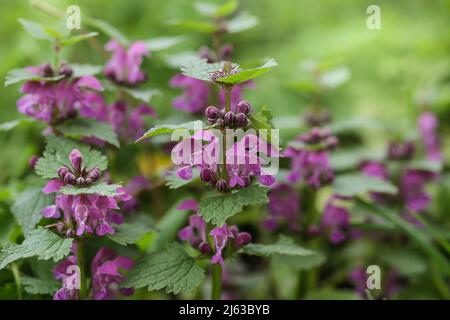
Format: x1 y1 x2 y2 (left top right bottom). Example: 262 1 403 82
266 183 300 231
104 39 149 87
17 63 103 125
321 195 351 244
210 224 234 266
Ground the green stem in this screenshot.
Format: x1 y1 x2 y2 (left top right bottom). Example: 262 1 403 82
11 263 22 300
76 240 87 299
211 264 222 300
221 86 232 181
53 42 60 71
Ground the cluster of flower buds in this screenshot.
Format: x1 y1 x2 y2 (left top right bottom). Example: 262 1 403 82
303 109 332 127
57 149 101 187
205 100 252 129
211 61 240 83
37 62 73 78
299 127 338 150
387 141 415 160
199 43 233 63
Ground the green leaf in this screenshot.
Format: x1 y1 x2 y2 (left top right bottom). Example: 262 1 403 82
56 118 119 147
180 58 224 82
240 235 321 258
0 119 35 131
5 68 64 87
123 88 160 103
143 36 185 51
198 184 269 226
122 243 204 295
70 64 103 78
60 32 98 47
225 12 259 33
378 246 427 276
11 187 53 236
108 216 156 246
136 120 204 142
35 136 108 179
194 0 238 17
21 276 59 295
84 18 129 45
216 59 277 85
166 19 217 33
306 288 360 300
249 105 275 141
60 183 123 196
18 18 56 41
165 170 195 189
0 228 73 270
333 173 398 197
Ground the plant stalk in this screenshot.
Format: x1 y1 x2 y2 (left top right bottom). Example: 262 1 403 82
211 263 222 300
76 240 87 299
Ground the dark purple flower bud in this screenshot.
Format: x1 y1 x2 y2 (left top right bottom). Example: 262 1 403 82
28 155 39 169
325 136 338 149
216 179 227 192
219 44 233 61
236 101 251 115
88 168 101 181
69 149 83 173
41 63 53 77
85 178 92 185
235 232 252 249
189 237 201 248
66 109 78 119
308 224 321 237
229 225 239 237
310 127 322 142
240 176 251 187
205 106 219 120
58 63 73 77
76 177 86 186
56 222 65 233
224 111 236 127
200 167 213 182
198 46 214 63
235 113 248 127
57 166 70 180
66 229 75 238
216 118 225 127
198 241 211 254
64 172 76 184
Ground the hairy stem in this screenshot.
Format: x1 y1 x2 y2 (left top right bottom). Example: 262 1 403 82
211 263 222 300
11 263 22 300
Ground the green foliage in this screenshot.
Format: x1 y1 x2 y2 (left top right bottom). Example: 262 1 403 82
70 64 102 78
136 120 204 142
4 68 63 87
166 19 217 33
21 276 59 295
123 88 160 103
35 136 108 179
180 58 224 82
143 36 186 51
0 228 73 270
56 118 119 148
11 187 53 236
108 216 156 246
194 0 238 17
215 59 278 85
225 12 259 33
59 32 98 47
198 184 269 226
333 173 398 197
84 17 129 45
122 243 205 295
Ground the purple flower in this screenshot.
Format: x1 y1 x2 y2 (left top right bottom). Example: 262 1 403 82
266 184 300 231
210 224 234 266
349 266 399 299
387 141 415 160
91 247 134 300
400 169 434 213
53 253 79 300
178 214 207 248
120 175 150 212
285 127 336 188
322 195 351 244
17 64 103 124
104 40 149 86
418 111 442 162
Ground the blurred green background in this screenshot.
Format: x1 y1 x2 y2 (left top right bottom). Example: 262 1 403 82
1 0 449 182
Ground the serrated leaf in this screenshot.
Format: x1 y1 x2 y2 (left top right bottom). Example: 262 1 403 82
18 18 55 41
21 276 59 295
11 187 53 236
143 36 185 51
226 12 258 33
194 0 238 17
0 228 73 270
85 18 128 45
333 174 398 197
108 216 156 246
180 58 224 82
35 136 108 179
122 243 204 294
123 88 160 103
60 183 122 196
56 118 119 147
198 184 269 226
5 68 64 87
166 19 217 33
60 32 98 47
136 120 204 142
70 64 102 78
216 59 277 85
